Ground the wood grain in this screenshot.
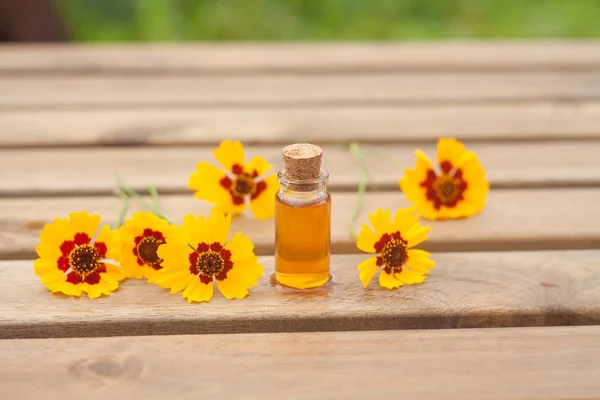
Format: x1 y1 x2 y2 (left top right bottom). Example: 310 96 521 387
2 72 600 109
3 42 600 74
2 188 599 260
1 250 599 339
2 326 599 399
1 141 599 197
3 103 600 147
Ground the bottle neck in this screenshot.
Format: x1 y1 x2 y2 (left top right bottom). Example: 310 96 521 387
277 168 329 195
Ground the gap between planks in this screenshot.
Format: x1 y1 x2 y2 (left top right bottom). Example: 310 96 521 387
3 72 600 109
0 251 599 339
0 189 600 259
2 326 600 400
1 141 599 197
3 42 600 75
3 103 600 147
2 188 600 260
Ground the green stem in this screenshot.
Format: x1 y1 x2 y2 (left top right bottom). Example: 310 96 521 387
348 142 368 239
115 178 173 224
113 189 130 230
148 185 162 213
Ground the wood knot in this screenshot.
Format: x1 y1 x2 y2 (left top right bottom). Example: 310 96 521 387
69 355 143 382
25 220 47 231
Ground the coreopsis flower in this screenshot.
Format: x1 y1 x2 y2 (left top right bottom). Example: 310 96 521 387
356 208 434 289
116 211 176 283
156 210 263 303
189 140 279 220
34 211 124 298
400 138 489 220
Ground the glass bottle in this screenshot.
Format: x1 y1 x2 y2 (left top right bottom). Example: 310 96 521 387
274 144 331 289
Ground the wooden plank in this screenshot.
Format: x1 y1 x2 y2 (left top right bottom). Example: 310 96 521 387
1 141 599 197
3 42 600 74
1 327 599 399
3 103 600 147
2 72 600 109
2 188 599 260
1 250 599 339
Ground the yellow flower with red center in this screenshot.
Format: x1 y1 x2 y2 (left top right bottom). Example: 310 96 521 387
356 208 434 289
400 138 489 220
116 211 176 283
156 210 263 303
34 211 124 298
189 140 279 220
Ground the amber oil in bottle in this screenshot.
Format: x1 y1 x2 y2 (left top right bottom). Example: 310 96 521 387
274 144 331 289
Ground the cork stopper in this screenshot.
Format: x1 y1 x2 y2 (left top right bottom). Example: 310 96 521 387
282 143 323 181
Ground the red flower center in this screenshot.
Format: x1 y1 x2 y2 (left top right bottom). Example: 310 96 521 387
381 238 408 270
189 242 234 284
197 251 224 276
69 244 100 276
137 236 163 266
374 231 408 274
432 174 460 204
420 161 468 210
219 164 269 206
233 173 256 196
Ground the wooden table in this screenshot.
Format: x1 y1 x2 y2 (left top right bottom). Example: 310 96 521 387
1 42 600 399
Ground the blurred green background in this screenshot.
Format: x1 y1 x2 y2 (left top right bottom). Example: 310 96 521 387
57 0 600 42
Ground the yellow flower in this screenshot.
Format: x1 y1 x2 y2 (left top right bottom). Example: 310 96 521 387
156 210 263 303
400 138 489 220
116 211 176 283
188 140 279 220
34 211 124 298
356 208 435 289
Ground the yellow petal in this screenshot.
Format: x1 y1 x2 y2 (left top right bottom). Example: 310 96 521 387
399 150 438 221
437 137 466 169
391 207 420 236
225 232 258 264
206 209 231 245
367 208 392 238
181 214 211 249
182 278 201 302
120 251 145 279
357 256 380 288
216 270 251 299
245 155 273 178
406 249 435 274
249 175 278 220
33 258 59 276
405 259 434 275
356 223 377 253
189 162 235 212
187 280 214 303
35 240 61 260
157 242 191 270
461 154 487 183
105 264 126 282
215 259 262 300
68 211 101 237
54 281 83 297
213 140 245 173
379 270 403 289
39 217 72 248
396 269 426 285
170 275 195 294
94 224 119 259
406 225 431 248
40 270 66 285
407 248 434 263
229 260 263 288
